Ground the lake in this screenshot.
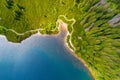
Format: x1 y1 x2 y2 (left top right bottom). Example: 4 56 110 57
0 31 93 80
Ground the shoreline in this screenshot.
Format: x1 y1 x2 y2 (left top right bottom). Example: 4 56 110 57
58 20 96 80
0 19 96 80
64 42 96 80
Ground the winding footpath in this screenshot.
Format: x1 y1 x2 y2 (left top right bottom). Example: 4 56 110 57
0 15 77 51
0 25 44 36
58 15 76 51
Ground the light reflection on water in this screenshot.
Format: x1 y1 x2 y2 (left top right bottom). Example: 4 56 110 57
0 31 93 80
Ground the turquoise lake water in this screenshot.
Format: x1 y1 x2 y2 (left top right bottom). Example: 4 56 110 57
0 32 93 80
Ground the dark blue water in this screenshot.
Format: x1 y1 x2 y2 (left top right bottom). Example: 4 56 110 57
0 33 93 80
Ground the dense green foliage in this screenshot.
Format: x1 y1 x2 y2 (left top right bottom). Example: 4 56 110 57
0 0 120 80
70 0 120 80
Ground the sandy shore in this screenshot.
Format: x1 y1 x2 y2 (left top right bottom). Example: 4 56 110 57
64 44 96 80
0 18 96 79
58 20 96 80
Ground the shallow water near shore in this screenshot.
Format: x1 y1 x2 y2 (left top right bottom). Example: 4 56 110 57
0 31 93 80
